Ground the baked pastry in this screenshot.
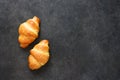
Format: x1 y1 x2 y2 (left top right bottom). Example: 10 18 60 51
18 16 40 48
28 40 50 70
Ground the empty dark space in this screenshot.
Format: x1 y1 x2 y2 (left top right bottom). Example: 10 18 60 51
0 0 120 80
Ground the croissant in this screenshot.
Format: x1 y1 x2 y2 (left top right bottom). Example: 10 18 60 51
18 16 40 48
28 40 50 70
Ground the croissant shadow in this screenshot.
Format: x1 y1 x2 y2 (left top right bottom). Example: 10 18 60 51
24 37 41 52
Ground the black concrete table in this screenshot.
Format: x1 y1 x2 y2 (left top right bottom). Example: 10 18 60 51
0 0 120 80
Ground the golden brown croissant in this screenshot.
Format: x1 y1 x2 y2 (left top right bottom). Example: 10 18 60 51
28 40 50 70
18 16 40 48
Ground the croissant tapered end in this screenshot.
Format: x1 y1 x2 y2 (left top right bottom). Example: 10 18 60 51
20 43 29 48
33 16 40 24
38 40 49 47
28 55 41 70
18 16 40 48
28 40 50 70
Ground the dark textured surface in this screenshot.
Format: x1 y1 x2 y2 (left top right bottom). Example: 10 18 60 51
0 0 120 80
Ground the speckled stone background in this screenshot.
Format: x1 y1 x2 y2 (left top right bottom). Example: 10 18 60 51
0 0 120 80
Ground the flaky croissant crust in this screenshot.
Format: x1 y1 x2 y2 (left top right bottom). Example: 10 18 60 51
28 40 50 70
18 16 40 48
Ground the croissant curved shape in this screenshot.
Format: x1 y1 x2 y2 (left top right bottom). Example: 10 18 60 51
28 40 50 70
18 16 40 48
